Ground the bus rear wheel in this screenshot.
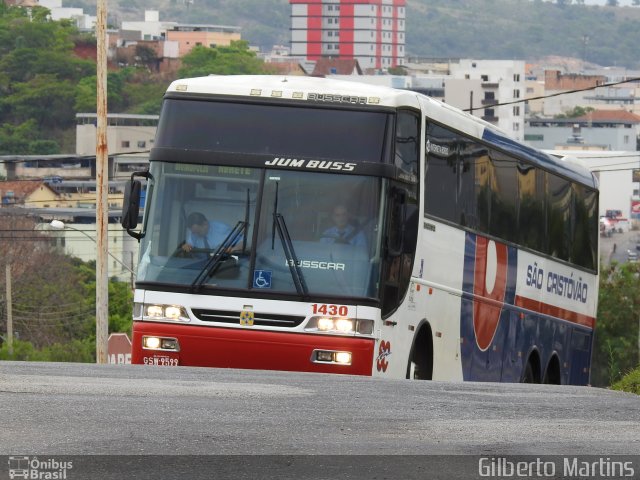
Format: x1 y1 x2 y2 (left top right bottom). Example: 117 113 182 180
521 362 535 383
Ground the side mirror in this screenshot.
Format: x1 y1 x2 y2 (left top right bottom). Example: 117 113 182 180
121 170 151 241
122 179 141 230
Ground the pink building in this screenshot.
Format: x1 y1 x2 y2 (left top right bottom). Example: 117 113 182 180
290 0 406 70
166 24 242 57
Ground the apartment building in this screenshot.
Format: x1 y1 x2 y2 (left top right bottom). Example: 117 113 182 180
448 59 526 142
290 0 406 71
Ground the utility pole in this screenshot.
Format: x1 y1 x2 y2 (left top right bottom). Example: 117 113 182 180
130 251 135 289
95 0 109 364
5 264 13 355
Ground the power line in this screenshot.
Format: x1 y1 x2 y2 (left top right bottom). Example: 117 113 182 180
464 77 640 112
549 153 640 159
0 149 151 164
592 167 640 172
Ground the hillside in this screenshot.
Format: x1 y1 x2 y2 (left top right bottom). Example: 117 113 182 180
64 0 640 68
406 0 640 68
65 0 640 69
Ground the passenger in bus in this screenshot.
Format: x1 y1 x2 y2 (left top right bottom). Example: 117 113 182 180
181 212 240 253
319 205 367 248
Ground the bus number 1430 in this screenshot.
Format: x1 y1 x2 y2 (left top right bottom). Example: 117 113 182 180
312 304 348 316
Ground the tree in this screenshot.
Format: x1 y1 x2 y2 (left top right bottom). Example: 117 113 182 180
387 66 408 75
2 74 76 129
0 120 60 155
134 44 160 71
178 41 266 78
0 214 94 348
0 214 133 362
554 106 595 119
606 0 619 5
74 68 133 113
0 5 94 153
592 262 640 386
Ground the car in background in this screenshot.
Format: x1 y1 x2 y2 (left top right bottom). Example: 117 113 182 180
600 217 615 237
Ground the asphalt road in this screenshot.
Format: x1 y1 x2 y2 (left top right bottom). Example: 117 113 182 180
1 361 639 459
601 228 639 265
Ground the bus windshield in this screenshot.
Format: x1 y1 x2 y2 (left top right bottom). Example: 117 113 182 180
137 162 383 299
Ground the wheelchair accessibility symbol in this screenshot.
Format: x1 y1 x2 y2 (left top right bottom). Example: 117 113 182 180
253 270 272 289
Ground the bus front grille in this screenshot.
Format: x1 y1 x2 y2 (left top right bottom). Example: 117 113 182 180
191 309 306 328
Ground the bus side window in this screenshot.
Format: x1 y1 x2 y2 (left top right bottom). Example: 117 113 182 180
424 123 457 223
395 110 419 177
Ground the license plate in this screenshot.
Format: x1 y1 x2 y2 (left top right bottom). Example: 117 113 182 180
143 356 179 366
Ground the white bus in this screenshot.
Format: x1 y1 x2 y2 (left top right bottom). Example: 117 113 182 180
122 76 599 384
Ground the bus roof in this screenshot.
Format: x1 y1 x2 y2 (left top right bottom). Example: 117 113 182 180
166 75 597 189
167 75 421 109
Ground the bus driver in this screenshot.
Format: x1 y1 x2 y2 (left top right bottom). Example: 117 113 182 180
320 205 367 248
181 212 237 253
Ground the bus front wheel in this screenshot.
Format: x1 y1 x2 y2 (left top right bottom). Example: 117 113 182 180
406 325 433 380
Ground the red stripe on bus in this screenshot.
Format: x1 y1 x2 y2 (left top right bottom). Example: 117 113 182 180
132 321 375 375
514 295 595 329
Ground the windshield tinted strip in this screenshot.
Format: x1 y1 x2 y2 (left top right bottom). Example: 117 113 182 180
150 147 400 179
155 98 391 163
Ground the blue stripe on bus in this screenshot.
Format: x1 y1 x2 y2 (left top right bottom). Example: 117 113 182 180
481 128 596 187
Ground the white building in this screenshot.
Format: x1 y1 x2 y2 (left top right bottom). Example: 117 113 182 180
120 10 177 41
329 59 526 141
526 110 640 152
76 113 158 157
38 0 95 29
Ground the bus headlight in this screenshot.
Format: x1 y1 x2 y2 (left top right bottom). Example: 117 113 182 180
312 350 352 365
305 317 373 336
147 305 164 318
334 351 352 364
317 318 335 331
143 336 180 352
335 319 354 332
141 304 190 323
165 306 183 320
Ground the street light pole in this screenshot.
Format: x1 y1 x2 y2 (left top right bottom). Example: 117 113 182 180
96 0 109 364
49 220 135 276
5 264 12 356
49 220 136 278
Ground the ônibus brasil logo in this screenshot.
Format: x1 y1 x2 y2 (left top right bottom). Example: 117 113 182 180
8 456 73 479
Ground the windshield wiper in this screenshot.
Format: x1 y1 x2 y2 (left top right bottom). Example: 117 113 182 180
273 212 308 298
191 220 246 292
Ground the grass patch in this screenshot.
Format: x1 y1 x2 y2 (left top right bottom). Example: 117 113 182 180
611 367 640 395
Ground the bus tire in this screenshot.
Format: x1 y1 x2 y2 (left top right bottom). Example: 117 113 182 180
406 324 433 380
521 362 535 383
521 352 541 383
543 355 562 385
